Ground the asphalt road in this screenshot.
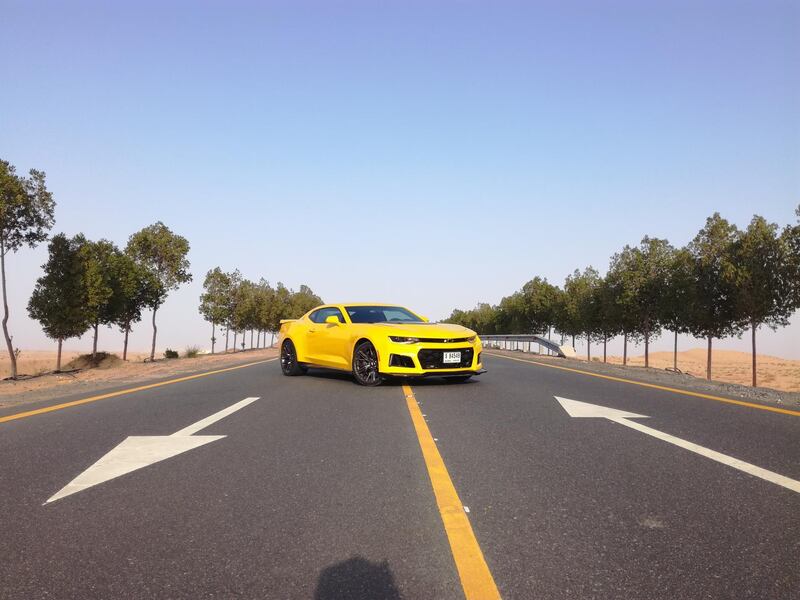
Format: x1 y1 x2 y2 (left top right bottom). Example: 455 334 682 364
1 354 798 599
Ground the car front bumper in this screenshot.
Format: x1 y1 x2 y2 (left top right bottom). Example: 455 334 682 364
378 340 484 377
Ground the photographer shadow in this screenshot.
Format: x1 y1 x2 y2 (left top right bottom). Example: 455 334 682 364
314 556 402 600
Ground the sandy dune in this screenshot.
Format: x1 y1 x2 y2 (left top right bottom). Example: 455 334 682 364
600 348 800 392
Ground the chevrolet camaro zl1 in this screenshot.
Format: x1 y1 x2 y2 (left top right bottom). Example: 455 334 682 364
278 303 485 386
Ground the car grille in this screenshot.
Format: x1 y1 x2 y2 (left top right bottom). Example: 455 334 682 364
415 337 472 344
417 348 474 369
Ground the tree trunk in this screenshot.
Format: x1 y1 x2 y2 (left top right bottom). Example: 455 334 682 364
623 332 628 366
751 321 757 387
270 332 275 347
233 331 237 353
673 330 678 372
256 330 260 349
571 334 575 348
211 322 216 354
603 335 607 363
57 338 63 371
0 244 17 379
123 323 130 361
644 330 649 368
150 306 158 361
225 327 229 352
250 329 254 349
706 335 712 380
92 322 99 359
586 331 591 361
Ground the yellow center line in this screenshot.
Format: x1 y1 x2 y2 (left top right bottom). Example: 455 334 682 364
483 352 800 417
0 358 278 425
402 384 501 600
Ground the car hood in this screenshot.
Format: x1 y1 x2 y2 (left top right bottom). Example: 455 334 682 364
369 322 476 339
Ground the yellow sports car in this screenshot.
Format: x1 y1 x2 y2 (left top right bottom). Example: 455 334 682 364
278 303 485 386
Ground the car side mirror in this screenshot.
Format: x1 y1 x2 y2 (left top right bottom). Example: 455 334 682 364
325 315 341 325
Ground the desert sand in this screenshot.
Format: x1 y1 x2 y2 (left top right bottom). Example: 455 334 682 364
0 349 150 379
597 348 800 392
0 347 278 405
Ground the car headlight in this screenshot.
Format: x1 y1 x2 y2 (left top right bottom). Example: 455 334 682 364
390 336 420 344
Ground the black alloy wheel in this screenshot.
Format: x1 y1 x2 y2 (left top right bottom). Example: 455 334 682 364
280 339 306 376
352 341 382 386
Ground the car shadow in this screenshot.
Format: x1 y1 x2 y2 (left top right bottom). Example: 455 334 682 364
302 368 478 387
314 556 402 600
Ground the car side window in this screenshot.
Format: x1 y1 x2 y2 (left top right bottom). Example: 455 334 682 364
310 308 345 324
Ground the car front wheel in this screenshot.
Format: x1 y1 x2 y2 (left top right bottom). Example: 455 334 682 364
352 341 382 386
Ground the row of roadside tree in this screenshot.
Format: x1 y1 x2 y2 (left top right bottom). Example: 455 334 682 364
447 210 800 386
27 224 192 370
199 269 322 353
1 158 192 376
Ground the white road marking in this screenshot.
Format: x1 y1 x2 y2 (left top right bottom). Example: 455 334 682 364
171 397 259 436
46 397 259 504
555 396 800 494
464 506 470 513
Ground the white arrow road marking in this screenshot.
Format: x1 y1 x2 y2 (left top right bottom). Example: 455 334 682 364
555 396 800 494
46 397 259 504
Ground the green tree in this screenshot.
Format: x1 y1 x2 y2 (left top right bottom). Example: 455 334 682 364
223 270 243 352
27 234 90 371
232 279 260 350
520 277 561 346
126 222 192 361
80 239 120 359
254 279 276 348
593 276 622 363
659 247 695 372
555 272 584 349
289 284 323 317
446 303 501 334
0 160 55 378
563 267 601 360
199 267 233 354
732 215 796 387
110 252 158 361
782 206 800 317
264 282 293 343
605 237 674 367
686 213 742 380
497 291 526 333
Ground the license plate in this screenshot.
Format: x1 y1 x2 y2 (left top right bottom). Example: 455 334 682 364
442 351 461 364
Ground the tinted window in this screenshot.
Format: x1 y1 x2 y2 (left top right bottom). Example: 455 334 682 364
346 306 422 324
310 307 345 323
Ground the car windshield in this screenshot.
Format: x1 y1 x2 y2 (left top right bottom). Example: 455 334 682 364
346 306 423 324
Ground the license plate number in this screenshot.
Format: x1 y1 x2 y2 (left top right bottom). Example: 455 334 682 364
442 351 461 364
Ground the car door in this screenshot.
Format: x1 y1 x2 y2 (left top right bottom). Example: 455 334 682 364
305 307 350 369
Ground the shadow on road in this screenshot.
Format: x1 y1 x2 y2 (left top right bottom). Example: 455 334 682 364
303 368 478 388
314 556 402 600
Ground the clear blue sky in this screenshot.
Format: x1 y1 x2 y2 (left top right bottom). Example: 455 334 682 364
2 0 799 357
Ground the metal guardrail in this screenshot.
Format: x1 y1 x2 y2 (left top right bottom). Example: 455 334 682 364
479 334 576 358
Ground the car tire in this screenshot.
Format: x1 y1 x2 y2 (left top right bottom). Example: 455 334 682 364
445 375 472 383
352 340 383 386
280 339 306 376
